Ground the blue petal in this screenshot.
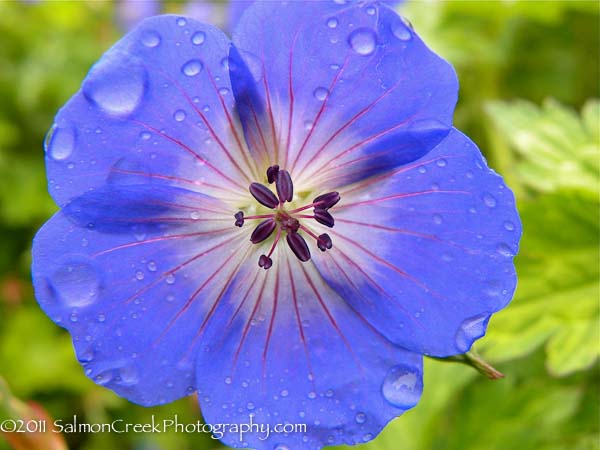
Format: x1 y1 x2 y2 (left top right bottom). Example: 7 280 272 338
230 1 457 188
32 184 251 405
312 129 521 357
195 251 423 449
44 15 257 207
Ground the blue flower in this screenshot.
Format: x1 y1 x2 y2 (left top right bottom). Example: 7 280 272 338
33 2 521 449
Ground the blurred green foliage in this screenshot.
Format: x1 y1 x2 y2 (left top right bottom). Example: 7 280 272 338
0 1 598 450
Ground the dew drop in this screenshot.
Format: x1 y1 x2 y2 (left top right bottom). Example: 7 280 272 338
83 54 147 117
78 349 94 362
46 124 75 161
503 221 515 231
176 17 187 27
135 271 144 281
436 158 447 167
348 28 377 56
313 86 329 101
50 258 100 307
147 261 157 272
432 214 443 225
141 30 161 48
280 389 289 397
496 243 514 257
246 402 255 411
355 412 367 424
117 365 139 386
455 314 489 352
181 59 203 77
363 433 374 442
391 20 412 41
365 5 376 15
69 313 78 322
191 31 206 45
483 193 497 208
166 274 175 285
381 364 422 409
140 131 151 140
224 376 232 385
97 314 106 323
219 87 229 95
173 109 187 122
327 17 338 28
307 391 317 399
418 166 427 174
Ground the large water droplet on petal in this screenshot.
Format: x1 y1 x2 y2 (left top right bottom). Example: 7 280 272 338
49 258 101 307
391 20 412 41
455 314 489 352
483 193 497 208
116 365 139 386
191 31 206 45
141 30 161 48
382 364 422 409
46 124 76 161
83 52 147 117
348 28 377 56
313 86 329 101
182 59 203 77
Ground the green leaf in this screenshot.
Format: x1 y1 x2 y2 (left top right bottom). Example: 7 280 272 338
485 99 599 193
479 190 599 376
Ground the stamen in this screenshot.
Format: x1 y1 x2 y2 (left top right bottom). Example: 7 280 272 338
249 183 279 209
250 219 277 244
313 191 340 209
234 211 244 227
266 165 280 184
286 231 311 262
258 254 273 269
317 233 333 252
275 170 294 203
314 209 334 228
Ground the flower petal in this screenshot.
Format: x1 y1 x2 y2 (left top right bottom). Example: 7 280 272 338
31 184 253 405
44 15 256 207
230 1 457 189
312 128 521 357
195 251 423 450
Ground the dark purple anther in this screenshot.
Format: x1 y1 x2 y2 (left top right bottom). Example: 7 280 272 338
234 211 244 227
313 191 340 209
276 170 294 203
317 233 333 251
258 255 273 269
249 183 279 209
250 219 277 244
286 232 311 262
281 216 300 233
314 209 334 228
266 165 280 184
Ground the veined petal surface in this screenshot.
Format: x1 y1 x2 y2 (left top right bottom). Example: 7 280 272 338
44 15 256 207
230 1 457 189
312 129 521 357
195 250 423 450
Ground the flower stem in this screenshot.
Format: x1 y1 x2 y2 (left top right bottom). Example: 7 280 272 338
429 349 504 380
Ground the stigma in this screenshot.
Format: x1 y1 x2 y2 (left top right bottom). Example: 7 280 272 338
234 165 339 269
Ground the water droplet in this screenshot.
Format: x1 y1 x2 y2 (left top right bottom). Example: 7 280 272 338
246 402 255 411
280 389 289 397
141 30 161 48
50 259 100 307
436 158 447 167
46 124 75 161
274 445 290 450
83 54 147 116
181 59 203 77
135 270 144 281
496 243 514 257
147 261 157 272
78 349 94 362
503 221 515 231
455 314 488 352
117 365 139 386
348 28 377 56
327 17 338 28
219 87 229 95
365 5 376 15
391 20 412 41
166 274 176 285
355 412 367 423
313 86 329 101
69 313 78 322
432 214 443 224
176 17 187 27
173 109 186 122
139 131 151 140
418 166 427 174
224 376 232 385
97 314 106 323
191 31 206 45
381 364 422 409
307 391 317 399
483 193 497 208
363 433 374 442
